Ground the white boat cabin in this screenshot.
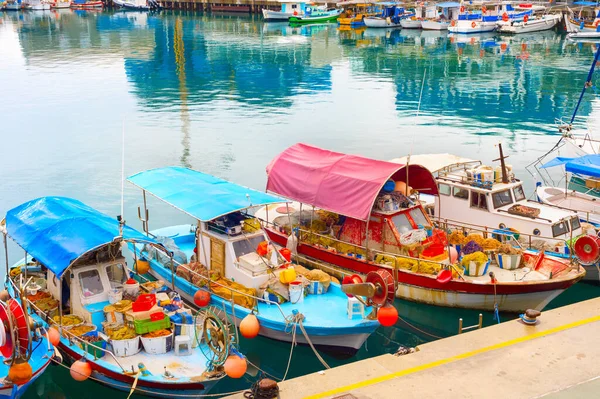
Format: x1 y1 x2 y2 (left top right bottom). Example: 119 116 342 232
393 154 582 247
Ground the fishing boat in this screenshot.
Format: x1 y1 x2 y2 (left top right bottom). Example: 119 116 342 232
536 155 600 226
0 270 55 399
262 0 314 21
3 0 22 9
400 4 428 28
337 0 379 27
50 0 70 8
497 5 560 34
364 2 412 28
449 1 533 34
256 143 584 312
113 0 159 10
70 0 102 8
126 167 384 355
565 2 600 33
22 0 50 10
3 197 239 397
421 2 460 31
289 7 343 24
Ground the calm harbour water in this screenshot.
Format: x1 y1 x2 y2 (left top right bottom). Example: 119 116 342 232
1 9 600 398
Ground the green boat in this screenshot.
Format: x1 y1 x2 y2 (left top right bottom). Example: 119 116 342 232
289 8 343 24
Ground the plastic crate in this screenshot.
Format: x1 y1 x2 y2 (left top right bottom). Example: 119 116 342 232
132 294 156 312
133 317 171 335
80 331 106 359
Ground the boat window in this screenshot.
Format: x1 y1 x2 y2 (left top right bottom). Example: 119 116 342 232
79 269 104 297
470 192 488 211
492 190 513 209
291 4 296 8
551 221 570 238
513 185 526 201
392 213 413 234
571 217 581 232
453 186 469 200
233 235 268 259
409 208 429 227
106 263 127 288
438 183 451 196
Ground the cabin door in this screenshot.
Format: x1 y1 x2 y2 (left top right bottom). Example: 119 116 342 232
209 237 226 276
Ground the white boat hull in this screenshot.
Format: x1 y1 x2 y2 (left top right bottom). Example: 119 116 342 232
568 31 600 40
262 9 296 20
51 1 71 7
396 283 565 312
401 18 422 29
26 2 50 9
565 17 600 33
498 15 561 34
421 19 450 31
364 17 402 28
449 20 497 34
4 3 21 9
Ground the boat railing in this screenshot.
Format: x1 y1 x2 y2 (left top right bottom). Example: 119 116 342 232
139 246 289 320
434 217 575 263
7 278 130 372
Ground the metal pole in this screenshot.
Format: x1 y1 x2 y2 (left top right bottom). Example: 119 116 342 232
198 223 209 270
133 247 139 276
170 254 175 290
143 190 149 235
24 250 28 282
58 274 64 334
365 218 371 260
3 233 9 280
458 318 463 334
478 313 483 329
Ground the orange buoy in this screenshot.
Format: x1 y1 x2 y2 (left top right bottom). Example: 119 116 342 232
239 313 260 339
502 12 508 22
193 290 211 307
8 360 33 385
256 241 269 257
377 304 398 327
471 21 476 28
523 15 529 23
500 43 507 51
459 5 464 12
70 359 92 382
224 355 247 379
482 6 487 13
135 258 150 274
451 20 456 27
48 327 61 346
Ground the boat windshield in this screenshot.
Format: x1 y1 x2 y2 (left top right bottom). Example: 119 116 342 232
409 207 430 227
552 220 570 238
513 185 526 201
392 213 413 234
79 269 104 297
106 263 127 288
492 189 513 209
233 235 267 259
571 217 581 232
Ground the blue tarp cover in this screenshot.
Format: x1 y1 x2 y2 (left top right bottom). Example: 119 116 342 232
436 2 460 7
127 166 286 222
5 197 155 278
541 154 600 178
573 1 598 5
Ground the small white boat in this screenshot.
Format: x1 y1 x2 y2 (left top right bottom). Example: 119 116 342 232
565 4 600 33
262 0 311 21
50 0 70 7
400 4 427 28
364 3 412 28
449 1 533 34
113 0 158 10
567 31 600 40
497 11 561 34
421 2 460 31
23 0 50 9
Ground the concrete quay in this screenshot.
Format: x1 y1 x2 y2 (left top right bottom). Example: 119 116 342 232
229 297 600 398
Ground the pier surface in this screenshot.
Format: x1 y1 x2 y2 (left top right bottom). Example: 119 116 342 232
228 297 600 398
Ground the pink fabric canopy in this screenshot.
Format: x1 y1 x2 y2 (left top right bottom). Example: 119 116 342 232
266 143 439 221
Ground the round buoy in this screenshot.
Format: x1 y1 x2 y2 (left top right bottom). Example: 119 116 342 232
239 313 260 339
135 258 150 274
70 359 92 382
377 304 398 327
573 235 600 265
193 290 211 308
48 327 61 346
8 360 32 385
224 355 247 379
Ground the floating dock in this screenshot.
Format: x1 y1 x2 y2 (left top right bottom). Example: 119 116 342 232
228 297 600 398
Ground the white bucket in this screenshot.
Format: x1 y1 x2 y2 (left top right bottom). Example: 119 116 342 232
110 336 141 357
495 254 522 270
123 282 140 297
140 332 174 355
289 280 304 304
108 289 123 304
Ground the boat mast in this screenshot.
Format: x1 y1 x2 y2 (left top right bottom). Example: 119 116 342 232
493 143 509 184
570 43 600 126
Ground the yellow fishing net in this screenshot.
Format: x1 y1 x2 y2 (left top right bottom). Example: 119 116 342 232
210 274 257 309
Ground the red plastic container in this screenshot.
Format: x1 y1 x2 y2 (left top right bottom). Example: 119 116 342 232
132 294 157 312
257 241 268 257
150 311 165 321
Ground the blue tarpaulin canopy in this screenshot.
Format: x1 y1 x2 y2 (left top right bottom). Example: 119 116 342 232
436 2 460 7
540 154 600 178
573 1 598 5
127 166 286 222
5 197 156 279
